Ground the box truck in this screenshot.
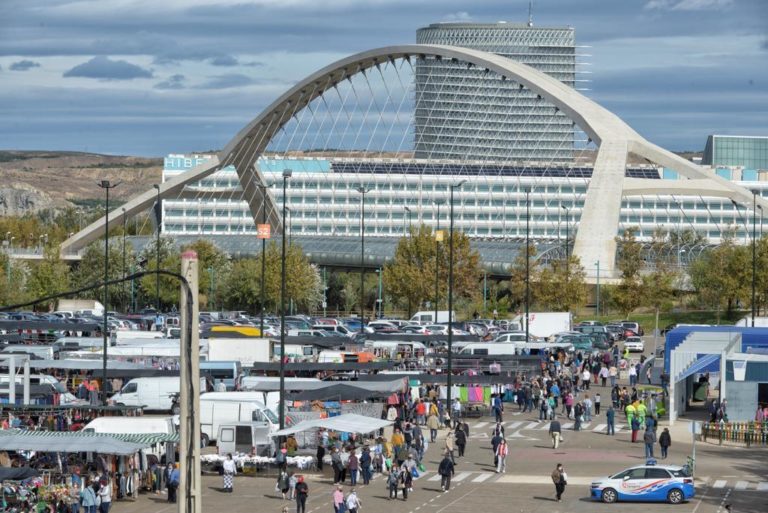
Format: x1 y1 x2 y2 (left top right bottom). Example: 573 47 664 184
199 392 279 447
512 312 572 339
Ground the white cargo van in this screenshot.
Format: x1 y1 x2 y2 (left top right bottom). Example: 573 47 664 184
409 311 454 325
217 422 273 456
110 377 181 412
199 392 279 446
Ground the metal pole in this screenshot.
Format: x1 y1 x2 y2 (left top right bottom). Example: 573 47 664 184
596 261 601 316
562 205 569 283
357 187 370 325
122 208 126 313
377 268 383 319
752 190 757 327
179 250 201 513
279 169 291 430
483 271 487 316
447 180 465 417
98 179 119 404
525 187 530 342
435 202 441 324
260 186 267 336
322 267 327 317
153 184 161 312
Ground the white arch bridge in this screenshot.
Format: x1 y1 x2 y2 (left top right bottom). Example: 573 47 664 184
59 44 766 282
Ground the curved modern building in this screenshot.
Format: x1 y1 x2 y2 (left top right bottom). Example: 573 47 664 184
415 22 578 162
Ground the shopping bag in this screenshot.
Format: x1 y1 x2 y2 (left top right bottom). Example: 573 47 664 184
411 467 419 478
417 463 425 472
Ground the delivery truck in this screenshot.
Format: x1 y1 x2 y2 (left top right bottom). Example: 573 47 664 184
512 312 572 339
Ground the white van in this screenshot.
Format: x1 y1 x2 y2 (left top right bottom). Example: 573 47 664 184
0 374 84 405
409 311 454 325
312 325 354 337
81 416 175 456
217 422 273 456
199 392 279 446
110 377 181 412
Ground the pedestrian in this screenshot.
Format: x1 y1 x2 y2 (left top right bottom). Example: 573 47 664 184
79 478 98 513
360 446 372 485
454 425 467 457
549 416 562 449
492 393 504 422
644 427 656 458
582 368 591 390
426 410 440 442
606 405 615 436
631 416 641 443
167 464 180 503
332 485 345 513
400 462 413 500
491 430 503 467
346 488 361 513
387 465 401 500
451 398 462 428
331 447 343 484
444 430 456 463
583 395 593 421
659 427 672 459
594 393 601 416
277 470 290 500
551 463 567 502
629 364 637 386
599 365 609 387
438 451 454 492
294 476 309 513
316 444 325 472
573 402 583 431
289 472 298 500
97 474 112 513
495 439 508 473
348 450 359 486
222 453 237 493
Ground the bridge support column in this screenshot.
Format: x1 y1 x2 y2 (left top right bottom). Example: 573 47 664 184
573 139 628 283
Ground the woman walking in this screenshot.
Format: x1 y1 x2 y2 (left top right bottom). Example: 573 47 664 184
495 439 508 473
332 485 345 513
222 453 237 492
295 476 309 513
277 469 290 500
346 489 361 513
80 479 98 513
551 463 567 503
659 427 672 459
454 426 467 458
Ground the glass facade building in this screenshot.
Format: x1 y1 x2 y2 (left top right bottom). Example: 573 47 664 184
414 22 578 163
702 135 768 171
162 153 767 245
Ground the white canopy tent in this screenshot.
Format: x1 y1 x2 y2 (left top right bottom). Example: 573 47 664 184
272 413 392 437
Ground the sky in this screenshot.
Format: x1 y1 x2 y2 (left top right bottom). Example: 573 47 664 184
0 0 766 156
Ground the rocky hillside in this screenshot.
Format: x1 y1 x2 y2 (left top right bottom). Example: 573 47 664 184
0 151 162 215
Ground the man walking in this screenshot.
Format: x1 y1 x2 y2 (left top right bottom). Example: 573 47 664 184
643 427 656 458
549 416 562 449
454 426 467 458
551 463 567 502
606 405 615 436
594 393 601 416
659 428 672 459
438 451 454 492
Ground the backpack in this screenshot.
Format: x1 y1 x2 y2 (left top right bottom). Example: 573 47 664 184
276 451 286 465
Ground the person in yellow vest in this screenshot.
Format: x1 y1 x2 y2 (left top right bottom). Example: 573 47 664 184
390 429 404 449
625 403 636 426
636 401 648 426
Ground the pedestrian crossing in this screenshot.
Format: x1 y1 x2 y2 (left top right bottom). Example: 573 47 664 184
704 478 768 491
470 419 627 434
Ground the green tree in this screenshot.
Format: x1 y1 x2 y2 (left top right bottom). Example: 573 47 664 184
71 240 135 310
613 228 643 317
180 239 230 310
222 242 321 314
505 244 540 313
537 254 588 312
138 236 180 311
642 231 679 342
25 246 71 310
0 251 30 307
383 225 481 316
689 233 749 322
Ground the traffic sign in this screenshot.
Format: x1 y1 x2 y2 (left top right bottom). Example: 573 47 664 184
257 224 271 239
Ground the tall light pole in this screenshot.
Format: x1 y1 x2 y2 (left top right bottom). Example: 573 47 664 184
98 179 120 403
257 185 269 336
404 206 412 236
595 261 601 316
376 267 383 319
121 207 127 313
152 184 161 312
561 205 570 284
752 190 757 327
357 187 371 325
525 187 531 342
434 200 444 324
279 168 292 430
446 180 466 416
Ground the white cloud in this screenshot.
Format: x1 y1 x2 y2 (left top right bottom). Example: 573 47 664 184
644 0 733 11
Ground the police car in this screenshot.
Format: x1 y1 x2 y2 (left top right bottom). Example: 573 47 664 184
590 460 694 504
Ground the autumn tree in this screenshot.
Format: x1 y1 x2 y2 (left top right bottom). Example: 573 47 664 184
689 233 749 322
613 227 644 317
538 254 588 312
505 244 540 313
25 246 71 311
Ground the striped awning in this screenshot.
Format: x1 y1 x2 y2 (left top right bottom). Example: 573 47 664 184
0 429 178 455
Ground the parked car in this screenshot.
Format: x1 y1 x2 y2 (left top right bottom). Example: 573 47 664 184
578 320 604 326
624 336 645 353
590 461 694 504
605 324 625 342
621 321 645 336
401 325 432 335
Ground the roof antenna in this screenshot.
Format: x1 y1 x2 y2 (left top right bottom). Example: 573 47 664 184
528 0 534 27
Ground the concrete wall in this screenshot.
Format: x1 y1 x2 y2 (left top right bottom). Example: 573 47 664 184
725 360 768 421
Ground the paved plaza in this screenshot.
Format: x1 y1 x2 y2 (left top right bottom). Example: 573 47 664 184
112 402 767 513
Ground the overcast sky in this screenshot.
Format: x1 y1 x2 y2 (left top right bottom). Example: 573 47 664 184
1 0 766 156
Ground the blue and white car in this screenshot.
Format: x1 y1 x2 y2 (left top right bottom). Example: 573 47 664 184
590 461 695 504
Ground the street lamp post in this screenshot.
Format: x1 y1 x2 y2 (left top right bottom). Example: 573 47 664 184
258 185 268 337
525 187 531 342
595 261 601 316
446 180 466 418
434 200 443 326
357 187 371 325
279 169 292 430
376 268 383 319
752 190 757 327
97 179 120 403
121 208 127 313
152 184 161 312
404 206 411 236
561 205 570 284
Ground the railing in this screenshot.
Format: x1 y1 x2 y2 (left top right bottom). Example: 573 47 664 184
701 421 768 446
